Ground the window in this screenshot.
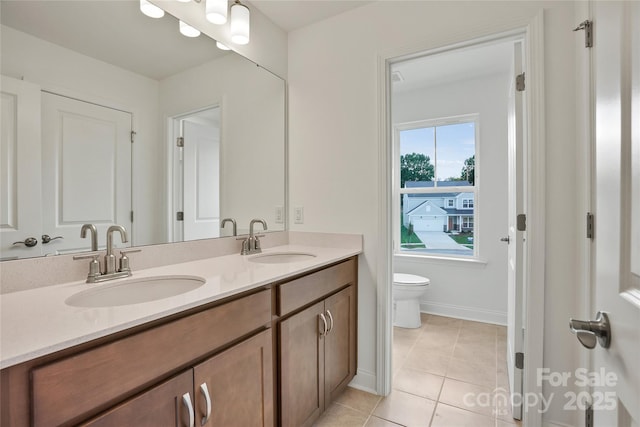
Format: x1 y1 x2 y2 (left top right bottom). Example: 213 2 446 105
396 116 477 258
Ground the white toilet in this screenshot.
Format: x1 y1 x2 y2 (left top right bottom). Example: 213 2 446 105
393 273 430 328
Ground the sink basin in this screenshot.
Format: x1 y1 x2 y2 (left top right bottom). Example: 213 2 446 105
249 252 317 264
66 275 206 308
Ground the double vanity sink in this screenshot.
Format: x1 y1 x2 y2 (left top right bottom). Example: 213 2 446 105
1 240 360 426
64 252 318 308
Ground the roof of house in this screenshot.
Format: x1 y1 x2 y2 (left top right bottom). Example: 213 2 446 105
444 208 474 215
404 180 472 188
406 200 447 216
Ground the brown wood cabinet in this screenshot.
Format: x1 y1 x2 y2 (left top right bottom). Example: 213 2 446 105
81 329 273 427
279 271 357 427
0 256 358 427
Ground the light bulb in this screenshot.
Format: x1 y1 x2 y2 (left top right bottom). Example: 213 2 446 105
230 1 250 45
140 0 164 18
179 20 201 37
206 0 228 25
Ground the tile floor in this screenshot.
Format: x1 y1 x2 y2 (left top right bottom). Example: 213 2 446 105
313 314 522 427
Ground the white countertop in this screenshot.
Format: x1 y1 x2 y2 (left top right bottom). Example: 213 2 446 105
0 244 360 369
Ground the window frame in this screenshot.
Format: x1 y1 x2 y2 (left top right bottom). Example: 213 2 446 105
394 114 479 260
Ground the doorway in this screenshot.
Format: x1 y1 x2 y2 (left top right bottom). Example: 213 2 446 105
384 33 530 422
169 106 221 243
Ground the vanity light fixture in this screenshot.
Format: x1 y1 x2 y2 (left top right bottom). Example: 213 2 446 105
140 0 164 18
230 0 250 45
206 0 228 25
216 41 231 50
179 20 201 37
176 0 191 2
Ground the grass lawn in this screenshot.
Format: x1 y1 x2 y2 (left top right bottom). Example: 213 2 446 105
401 225 426 249
449 231 474 249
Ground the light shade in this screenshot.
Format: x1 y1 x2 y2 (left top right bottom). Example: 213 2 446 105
206 0 228 25
216 41 231 50
176 0 191 2
140 0 164 18
230 1 250 45
179 20 201 37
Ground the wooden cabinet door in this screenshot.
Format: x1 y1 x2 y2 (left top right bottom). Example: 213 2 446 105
324 286 357 404
193 329 274 427
81 371 193 427
279 301 325 427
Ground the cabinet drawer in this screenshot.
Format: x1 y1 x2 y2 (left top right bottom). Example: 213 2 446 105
31 289 271 427
277 258 356 316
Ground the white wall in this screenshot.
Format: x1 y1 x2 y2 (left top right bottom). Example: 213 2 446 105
1 25 163 246
159 53 286 232
394 73 510 324
288 2 581 425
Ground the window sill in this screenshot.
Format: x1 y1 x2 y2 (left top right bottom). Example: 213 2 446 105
394 252 488 266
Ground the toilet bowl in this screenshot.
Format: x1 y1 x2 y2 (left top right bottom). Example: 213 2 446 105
393 273 430 328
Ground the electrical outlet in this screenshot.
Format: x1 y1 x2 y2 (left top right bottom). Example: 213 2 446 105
294 206 304 224
275 206 283 224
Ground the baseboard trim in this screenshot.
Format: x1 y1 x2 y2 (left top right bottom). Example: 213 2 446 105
542 420 574 427
420 301 507 325
349 369 378 395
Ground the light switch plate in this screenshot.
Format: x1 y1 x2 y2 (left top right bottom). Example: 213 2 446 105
294 207 304 224
275 206 284 224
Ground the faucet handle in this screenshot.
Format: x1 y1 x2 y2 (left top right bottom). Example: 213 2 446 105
73 252 102 281
118 249 141 273
73 251 101 261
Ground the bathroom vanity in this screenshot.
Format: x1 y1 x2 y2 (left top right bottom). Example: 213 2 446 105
0 242 359 427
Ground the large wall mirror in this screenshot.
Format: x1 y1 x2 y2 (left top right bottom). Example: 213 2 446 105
0 0 286 260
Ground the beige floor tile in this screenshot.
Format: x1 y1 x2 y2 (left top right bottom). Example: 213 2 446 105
393 367 444 400
496 325 507 337
364 416 403 427
427 315 462 328
452 338 497 366
415 327 459 355
403 347 451 376
420 312 431 323
494 387 523 423
394 326 424 342
430 403 494 427
497 420 521 427
446 356 497 388
372 390 436 427
438 378 496 417
313 402 369 427
461 320 499 335
335 387 382 415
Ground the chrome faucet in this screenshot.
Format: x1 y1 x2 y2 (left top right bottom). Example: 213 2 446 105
74 224 140 283
80 224 98 251
221 218 237 236
240 219 267 255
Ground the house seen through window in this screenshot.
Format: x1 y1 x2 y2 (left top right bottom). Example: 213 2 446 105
397 118 477 257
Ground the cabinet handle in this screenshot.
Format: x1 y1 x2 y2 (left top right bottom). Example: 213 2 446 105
199 382 212 425
319 313 328 336
182 392 195 427
326 310 334 334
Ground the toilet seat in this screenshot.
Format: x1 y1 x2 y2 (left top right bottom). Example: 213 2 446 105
393 273 430 286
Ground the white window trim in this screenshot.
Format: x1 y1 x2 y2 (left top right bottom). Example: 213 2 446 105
393 114 480 260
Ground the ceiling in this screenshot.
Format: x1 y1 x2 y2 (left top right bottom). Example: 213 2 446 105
249 0 372 32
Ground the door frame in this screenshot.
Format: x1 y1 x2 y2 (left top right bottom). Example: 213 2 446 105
376 13 546 426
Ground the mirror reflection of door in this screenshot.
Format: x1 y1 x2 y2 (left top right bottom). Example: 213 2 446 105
174 107 221 242
41 92 132 255
0 76 43 260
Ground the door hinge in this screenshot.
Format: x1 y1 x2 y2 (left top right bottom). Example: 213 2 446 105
586 212 594 240
516 73 525 92
517 214 526 231
585 403 593 427
574 20 593 48
176 211 184 221
130 131 136 143
130 210 134 223
515 352 524 369
176 136 184 147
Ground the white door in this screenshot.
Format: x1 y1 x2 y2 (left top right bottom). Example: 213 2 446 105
182 119 220 241
41 92 132 255
0 76 43 260
506 40 526 420
588 1 640 425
